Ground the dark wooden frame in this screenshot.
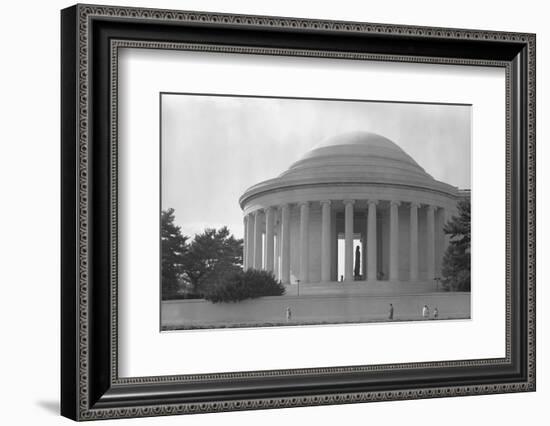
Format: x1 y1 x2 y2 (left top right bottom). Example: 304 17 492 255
61 3 536 421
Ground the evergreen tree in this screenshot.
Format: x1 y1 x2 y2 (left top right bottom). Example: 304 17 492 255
161 208 188 299
181 227 243 294
441 199 471 291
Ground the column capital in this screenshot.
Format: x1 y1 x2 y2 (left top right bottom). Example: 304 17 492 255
367 199 378 206
410 202 421 209
319 199 332 206
298 201 310 208
390 200 401 207
343 199 355 206
426 204 437 212
263 206 274 214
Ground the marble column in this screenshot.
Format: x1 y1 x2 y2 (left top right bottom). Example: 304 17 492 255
253 210 263 270
389 200 400 281
426 205 436 280
299 202 310 283
320 200 332 282
439 207 449 278
246 213 254 270
367 200 378 282
264 207 275 273
344 200 355 282
441 207 449 252
409 203 419 281
243 215 248 270
280 204 291 284
274 225 280 281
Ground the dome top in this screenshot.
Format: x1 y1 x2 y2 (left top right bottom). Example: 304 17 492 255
239 131 458 207
283 131 423 178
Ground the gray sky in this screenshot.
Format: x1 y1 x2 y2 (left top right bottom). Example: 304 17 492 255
161 94 471 240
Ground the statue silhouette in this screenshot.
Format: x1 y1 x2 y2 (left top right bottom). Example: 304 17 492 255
354 246 361 278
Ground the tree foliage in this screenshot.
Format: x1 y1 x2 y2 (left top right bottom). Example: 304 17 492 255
441 199 471 292
181 227 243 295
161 209 244 300
203 269 285 303
161 208 188 299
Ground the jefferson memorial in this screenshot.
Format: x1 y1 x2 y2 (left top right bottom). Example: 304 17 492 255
239 131 467 287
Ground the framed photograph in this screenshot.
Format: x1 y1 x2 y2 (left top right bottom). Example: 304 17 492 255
159 94 473 331
61 4 536 421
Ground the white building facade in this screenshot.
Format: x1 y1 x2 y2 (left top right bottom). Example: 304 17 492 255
239 131 462 285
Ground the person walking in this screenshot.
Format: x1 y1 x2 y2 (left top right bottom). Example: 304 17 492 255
388 303 394 320
285 306 292 322
433 307 439 319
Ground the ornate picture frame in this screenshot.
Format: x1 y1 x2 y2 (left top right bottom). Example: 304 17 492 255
61 4 535 421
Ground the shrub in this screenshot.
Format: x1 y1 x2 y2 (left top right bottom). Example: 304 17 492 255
441 266 470 292
162 291 204 301
441 233 471 292
204 269 285 303
197 261 242 297
441 199 471 292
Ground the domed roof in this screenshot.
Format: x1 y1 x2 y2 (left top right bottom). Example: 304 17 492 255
240 131 457 207
281 131 428 181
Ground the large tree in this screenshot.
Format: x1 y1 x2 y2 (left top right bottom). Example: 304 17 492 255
181 227 243 294
161 208 188 299
441 198 471 291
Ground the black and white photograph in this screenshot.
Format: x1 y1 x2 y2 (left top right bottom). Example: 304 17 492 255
160 94 472 330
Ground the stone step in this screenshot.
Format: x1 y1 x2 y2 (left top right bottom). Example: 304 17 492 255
283 280 441 296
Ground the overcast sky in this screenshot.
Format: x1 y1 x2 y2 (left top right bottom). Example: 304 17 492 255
161 94 471 240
